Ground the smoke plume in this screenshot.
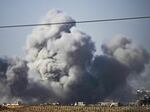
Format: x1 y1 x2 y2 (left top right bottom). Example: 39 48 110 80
0 57 28 103
0 9 149 104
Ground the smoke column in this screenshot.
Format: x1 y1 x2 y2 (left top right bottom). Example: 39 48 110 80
0 9 149 104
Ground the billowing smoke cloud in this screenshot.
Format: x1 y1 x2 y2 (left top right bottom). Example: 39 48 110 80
0 9 149 104
0 57 28 103
96 36 150 102
127 63 150 91
25 10 95 102
101 36 149 73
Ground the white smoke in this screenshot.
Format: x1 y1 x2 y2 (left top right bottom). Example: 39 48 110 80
26 9 95 97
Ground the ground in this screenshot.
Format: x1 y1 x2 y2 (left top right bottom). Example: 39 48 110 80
0 105 150 112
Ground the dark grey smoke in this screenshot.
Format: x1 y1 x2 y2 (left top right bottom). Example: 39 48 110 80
0 57 28 103
0 56 65 104
0 10 149 104
101 36 149 73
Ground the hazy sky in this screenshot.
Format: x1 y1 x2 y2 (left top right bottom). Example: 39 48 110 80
0 0 150 57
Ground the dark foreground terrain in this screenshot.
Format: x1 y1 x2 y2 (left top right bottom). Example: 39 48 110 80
0 105 150 112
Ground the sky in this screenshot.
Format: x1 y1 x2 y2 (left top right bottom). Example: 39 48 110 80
0 0 150 57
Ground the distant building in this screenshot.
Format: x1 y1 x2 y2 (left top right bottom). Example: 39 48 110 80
110 102 120 107
97 101 121 107
99 102 112 107
74 102 85 106
129 102 137 106
52 102 60 106
2 101 22 108
137 89 150 106
45 102 60 106
2 103 7 106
